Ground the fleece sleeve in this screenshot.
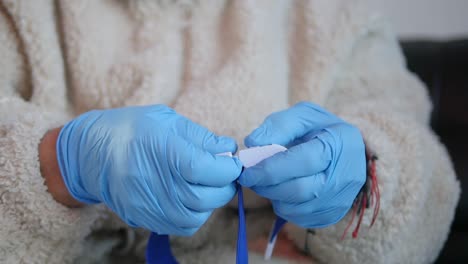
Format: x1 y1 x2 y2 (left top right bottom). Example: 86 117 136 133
285 18 461 264
0 2 105 263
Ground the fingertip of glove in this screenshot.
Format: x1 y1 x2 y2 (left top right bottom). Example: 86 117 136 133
232 156 244 175
203 135 238 154
217 136 238 153
213 155 243 182
243 137 255 148
244 127 266 147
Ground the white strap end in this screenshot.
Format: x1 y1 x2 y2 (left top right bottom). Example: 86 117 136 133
264 235 278 261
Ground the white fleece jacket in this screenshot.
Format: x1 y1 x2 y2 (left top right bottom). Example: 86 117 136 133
0 0 460 263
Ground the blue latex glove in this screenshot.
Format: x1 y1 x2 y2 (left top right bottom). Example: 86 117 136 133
56 105 242 235
239 102 366 228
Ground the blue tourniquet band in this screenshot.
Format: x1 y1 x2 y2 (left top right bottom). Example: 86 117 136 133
236 183 248 264
269 217 287 243
146 233 178 264
146 183 250 264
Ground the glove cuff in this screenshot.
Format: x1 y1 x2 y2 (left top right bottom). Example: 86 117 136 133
56 117 101 204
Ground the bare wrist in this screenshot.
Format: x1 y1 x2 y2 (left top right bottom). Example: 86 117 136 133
39 127 83 208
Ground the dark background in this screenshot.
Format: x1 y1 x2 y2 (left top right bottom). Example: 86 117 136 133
401 39 468 263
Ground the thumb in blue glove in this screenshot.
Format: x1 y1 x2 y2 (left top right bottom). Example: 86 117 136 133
57 105 242 236
239 102 366 228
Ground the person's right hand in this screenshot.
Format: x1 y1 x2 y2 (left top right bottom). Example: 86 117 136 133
56 105 242 236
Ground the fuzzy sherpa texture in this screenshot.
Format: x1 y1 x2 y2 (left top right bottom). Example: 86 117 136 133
0 0 460 263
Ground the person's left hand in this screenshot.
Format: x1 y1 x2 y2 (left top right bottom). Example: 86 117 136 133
238 102 366 228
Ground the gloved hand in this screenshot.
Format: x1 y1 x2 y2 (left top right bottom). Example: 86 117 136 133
56 105 242 235
239 102 366 228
